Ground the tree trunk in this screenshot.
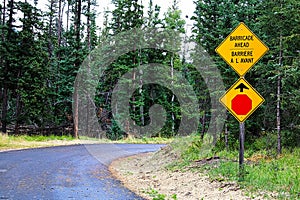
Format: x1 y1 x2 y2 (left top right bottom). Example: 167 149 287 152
0 0 5 134
277 28 283 155
86 0 90 49
132 45 136 130
170 54 175 135
138 49 144 127
14 93 21 134
225 123 229 151
2 0 14 133
86 0 91 135
57 0 62 52
47 0 54 57
73 82 79 139
277 75 281 155
66 0 70 31
73 0 82 139
2 0 6 25
75 0 81 46
132 69 136 125
1 87 8 133
200 112 206 140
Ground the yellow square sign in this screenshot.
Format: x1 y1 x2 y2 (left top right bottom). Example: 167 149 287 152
215 22 269 76
220 78 264 122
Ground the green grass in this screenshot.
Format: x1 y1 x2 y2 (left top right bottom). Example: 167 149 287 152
21 134 74 141
163 136 300 199
0 133 77 150
0 133 171 151
144 188 178 200
207 149 300 199
117 136 174 144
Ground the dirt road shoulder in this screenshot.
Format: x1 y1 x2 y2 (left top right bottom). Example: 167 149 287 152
109 152 254 200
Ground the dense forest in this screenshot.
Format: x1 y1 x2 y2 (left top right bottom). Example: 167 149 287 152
0 0 299 151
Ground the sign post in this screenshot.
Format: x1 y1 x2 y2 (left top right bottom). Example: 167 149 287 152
239 122 245 180
216 22 268 180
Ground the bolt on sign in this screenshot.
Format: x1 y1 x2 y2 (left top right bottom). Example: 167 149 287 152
219 78 264 122
215 22 269 76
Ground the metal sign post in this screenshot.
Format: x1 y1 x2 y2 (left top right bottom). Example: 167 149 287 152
239 122 245 180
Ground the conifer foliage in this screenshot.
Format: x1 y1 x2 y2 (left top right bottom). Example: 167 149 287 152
0 0 298 148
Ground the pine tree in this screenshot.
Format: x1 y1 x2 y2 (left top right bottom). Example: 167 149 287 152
146 0 162 28
110 0 143 35
162 0 185 135
14 1 47 133
258 0 300 152
96 0 144 139
0 0 17 133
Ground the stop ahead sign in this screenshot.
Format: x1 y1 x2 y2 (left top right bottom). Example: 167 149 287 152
219 78 264 122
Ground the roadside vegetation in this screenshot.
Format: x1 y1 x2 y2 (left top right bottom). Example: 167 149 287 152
0 133 77 151
145 189 178 200
0 133 172 151
164 134 300 199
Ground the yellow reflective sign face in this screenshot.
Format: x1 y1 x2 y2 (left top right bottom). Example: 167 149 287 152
215 22 269 76
220 78 264 122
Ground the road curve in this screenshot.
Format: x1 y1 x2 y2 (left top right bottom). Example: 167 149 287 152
0 144 164 200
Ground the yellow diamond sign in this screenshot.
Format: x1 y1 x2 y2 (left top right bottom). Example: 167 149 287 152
220 78 264 122
215 22 269 76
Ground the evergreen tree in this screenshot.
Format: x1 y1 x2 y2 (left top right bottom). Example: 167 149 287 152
0 0 17 133
257 0 300 151
145 0 162 28
96 0 144 139
14 1 48 132
161 0 185 135
110 0 143 35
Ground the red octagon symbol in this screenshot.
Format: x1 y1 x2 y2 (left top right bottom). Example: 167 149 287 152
231 94 252 115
